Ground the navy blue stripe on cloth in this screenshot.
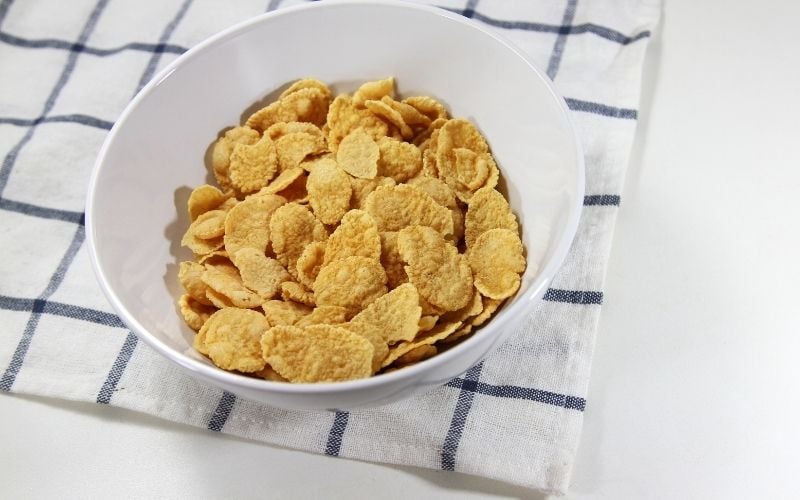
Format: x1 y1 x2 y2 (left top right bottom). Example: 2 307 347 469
96 331 138 404
0 0 110 198
266 0 284 12
441 362 483 471
207 391 237 431
0 222 87 391
543 288 603 305
0 198 85 224
0 0 13 27
565 97 638 119
584 194 621 206
95 0 194 406
0 296 123 328
0 31 187 57
462 0 478 18
324 411 350 456
466 10 650 45
0 114 113 130
444 379 586 411
547 0 578 80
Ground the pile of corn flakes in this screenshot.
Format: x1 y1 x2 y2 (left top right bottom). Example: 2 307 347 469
177 78 525 383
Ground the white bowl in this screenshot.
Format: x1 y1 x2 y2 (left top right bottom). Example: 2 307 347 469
86 0 584 410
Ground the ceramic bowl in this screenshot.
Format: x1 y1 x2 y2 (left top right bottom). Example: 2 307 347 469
86 0 584 410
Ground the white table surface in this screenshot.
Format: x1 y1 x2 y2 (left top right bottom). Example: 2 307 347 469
3 0 799 498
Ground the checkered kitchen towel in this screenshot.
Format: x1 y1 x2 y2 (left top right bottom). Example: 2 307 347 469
0 0 660 494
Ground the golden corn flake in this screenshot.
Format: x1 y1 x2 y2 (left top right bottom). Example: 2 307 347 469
224 194 286 263
364 99 413 139
325 94 388 152
275 132 326 171
349 176 395 209
211 126 260 192
295 241 326 289
381 319 463 368
190 209 226 240
178 294 215 331
246 87 330 132
179 261 212 305
200 308 269 373
464 186 519 248
376 137 421 182
202 265 263 309
323 209 380 265
314 256 387 315
352 77 395 107
378 231 408 289
262 299 312 326
234 248 290 300
181 77 527 382
307 158 352 225
403 96 449 121
364 184 453 236
336 128 379 179
269 203 327 277
395 344 437 367
188 184 229 221
468 228 525 299
295 305 348 327
261 324 373 382
398 225 473 312
229 136 278 194
472 297 503 327
350 283 421 345
418 315 438 333
280 78 332 101
280 281 315 307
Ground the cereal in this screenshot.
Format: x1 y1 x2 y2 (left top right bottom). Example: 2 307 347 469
211 126 260 192
325 95 388 152
187 184 229 221
376 137 421 182
398 225 473 311
262 299 312 326
180 77 528 382
179 261 212 305
336 128 379 179
201 265 263 309
314 256 387 315
464 186 519 248
234 248 290 300
295 241 326 289
199 308 269 372
261 324 374 382
178 294 215 331
269 203 327 278
349 176 395 209
364 184 453 236
246 87 330 132
295 305 348 327
228 136 278 194
323 209 380 265
223 194 286 264
352 77 395 107
280 281 316 307
468 228 525 299
306 158 352 225
378 231 408 289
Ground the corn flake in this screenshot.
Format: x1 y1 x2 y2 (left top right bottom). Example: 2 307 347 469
464 186 519 248
323 209 380 265
364 184 453 236
234 248 290 300
188 184 230 221
261 324 373 382
468 228 525 299
336 128 379 179
229 136 278 194
262 299 312 326
178 294 215 331
314 256 387 315
295 241 326 289
280 281 316 307
199 308 269 372
224 194 286 263
376 137 421 182
306 158 352 225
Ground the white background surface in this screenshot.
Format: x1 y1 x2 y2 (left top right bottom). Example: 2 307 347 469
3 0 800 498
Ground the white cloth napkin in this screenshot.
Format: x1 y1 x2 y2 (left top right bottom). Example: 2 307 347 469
0 0 660 493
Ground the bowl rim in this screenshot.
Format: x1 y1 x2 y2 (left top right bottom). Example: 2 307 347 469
85 0 585 396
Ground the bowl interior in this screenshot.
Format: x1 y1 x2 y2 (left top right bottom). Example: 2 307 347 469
88 1 582 387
